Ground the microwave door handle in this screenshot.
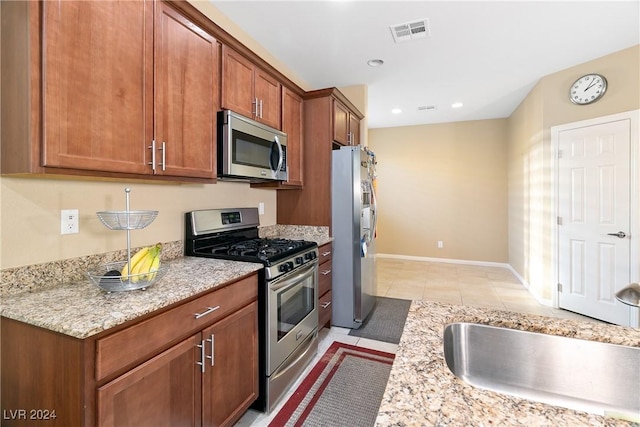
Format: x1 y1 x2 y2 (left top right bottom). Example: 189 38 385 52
272 135 284 178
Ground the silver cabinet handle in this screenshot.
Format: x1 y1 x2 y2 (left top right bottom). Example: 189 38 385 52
196 339 206 373
607 231 627 238
259 99 264 118
253 97 259 117
321 301 331 309
206 334 215 366
148 140 156 171
321 270 331 276
321 251 331 257
194 305 220 320
159 141 166 171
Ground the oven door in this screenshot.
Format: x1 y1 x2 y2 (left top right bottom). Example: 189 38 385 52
267 260 318 374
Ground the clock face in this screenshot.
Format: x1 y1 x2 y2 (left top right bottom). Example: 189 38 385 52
570 74 607 105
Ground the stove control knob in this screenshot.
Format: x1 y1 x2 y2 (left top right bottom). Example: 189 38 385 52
287 261 294 270
295 256 303 265
279 264 288 273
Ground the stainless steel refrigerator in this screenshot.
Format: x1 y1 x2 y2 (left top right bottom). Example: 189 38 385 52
331 145 378 329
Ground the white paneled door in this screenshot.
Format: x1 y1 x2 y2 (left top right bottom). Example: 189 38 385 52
557 118 633 326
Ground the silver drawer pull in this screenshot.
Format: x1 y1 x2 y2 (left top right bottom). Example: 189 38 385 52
321 251 331 256
194 305 220 319
206 334 215 366
321 270 331 275
196 340 206 373
321 301 332 309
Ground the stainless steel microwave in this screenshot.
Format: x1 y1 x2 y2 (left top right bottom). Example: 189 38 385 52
217 110 288 181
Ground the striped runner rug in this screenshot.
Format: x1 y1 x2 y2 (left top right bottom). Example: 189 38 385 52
269 341 395 427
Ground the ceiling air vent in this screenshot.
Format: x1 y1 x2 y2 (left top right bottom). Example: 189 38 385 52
390 19 430 44
418 105 437 111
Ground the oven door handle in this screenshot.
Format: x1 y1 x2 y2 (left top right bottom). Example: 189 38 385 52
270 261 317 292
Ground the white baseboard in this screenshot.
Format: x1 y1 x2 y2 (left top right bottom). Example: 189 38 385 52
377 253 510 268
377 253 555 307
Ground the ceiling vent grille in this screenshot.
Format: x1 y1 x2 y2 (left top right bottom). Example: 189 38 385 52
390 19 430 44
418 105 437 111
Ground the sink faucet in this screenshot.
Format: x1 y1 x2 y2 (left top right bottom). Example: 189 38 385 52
615 283 640 307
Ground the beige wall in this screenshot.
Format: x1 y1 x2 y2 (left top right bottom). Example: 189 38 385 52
0 1 297 269
0 178 277 268
369 119 509 263
507 44 640 302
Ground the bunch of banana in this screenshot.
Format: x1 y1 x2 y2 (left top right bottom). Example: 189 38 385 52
121 243 162 282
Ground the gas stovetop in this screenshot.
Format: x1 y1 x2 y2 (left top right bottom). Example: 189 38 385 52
196 238 317 264
184 208 319 279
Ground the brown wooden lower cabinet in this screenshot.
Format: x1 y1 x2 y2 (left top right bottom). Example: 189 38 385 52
317 242 333 329
1 274 259 427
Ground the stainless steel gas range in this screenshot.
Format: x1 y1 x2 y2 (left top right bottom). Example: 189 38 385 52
185 208 319 413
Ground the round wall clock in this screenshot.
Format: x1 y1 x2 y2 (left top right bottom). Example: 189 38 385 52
569 73 607 105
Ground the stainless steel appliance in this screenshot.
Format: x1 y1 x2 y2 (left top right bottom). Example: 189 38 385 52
217 110 288 181
184 208 318 413
331 145 378 328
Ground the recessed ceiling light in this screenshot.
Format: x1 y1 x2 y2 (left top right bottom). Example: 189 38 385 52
367 59 384 67
391 108 402 114
451 102 464 109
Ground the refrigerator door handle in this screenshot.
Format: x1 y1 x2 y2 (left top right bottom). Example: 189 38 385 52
371 184 378 240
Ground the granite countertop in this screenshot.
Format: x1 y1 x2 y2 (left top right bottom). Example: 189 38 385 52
0 257 262 339
376 301 640 427
260 224 332 247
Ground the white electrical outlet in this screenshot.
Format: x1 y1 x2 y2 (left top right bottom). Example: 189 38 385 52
61 209 79 234
437 240 444 249
258 202 265 215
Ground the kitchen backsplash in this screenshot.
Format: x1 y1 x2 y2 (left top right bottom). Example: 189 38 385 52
259 225 330 243
0 226 330 297
0 241 183 297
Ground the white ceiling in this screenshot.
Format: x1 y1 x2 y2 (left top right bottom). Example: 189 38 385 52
210 1 640 129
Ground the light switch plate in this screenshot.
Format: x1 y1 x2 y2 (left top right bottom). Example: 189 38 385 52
61 209 79 234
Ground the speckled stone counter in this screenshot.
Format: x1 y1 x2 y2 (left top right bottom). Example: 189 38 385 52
376 301 640 427
260 224 332 247
0 257 261 339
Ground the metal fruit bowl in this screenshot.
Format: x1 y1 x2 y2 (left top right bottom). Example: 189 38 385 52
87 261 168 292
96 210 158 230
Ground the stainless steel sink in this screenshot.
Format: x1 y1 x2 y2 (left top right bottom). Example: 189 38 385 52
443 322 640 422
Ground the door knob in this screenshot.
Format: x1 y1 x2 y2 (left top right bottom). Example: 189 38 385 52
606 231 627 238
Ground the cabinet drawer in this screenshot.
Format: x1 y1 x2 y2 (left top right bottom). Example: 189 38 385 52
318 290 332 328
318 260 332 296
318 243 332 264
96 274 258 381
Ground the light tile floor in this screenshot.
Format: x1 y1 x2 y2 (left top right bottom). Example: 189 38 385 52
237 258 593 426
377 257 593 321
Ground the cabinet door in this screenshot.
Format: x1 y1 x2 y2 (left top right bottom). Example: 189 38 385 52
254 68 281 129
221 46 255 119
155 2 218 179
202 302 258 427
42 0 153 174
349 114 361 146
281 87 304 187
97 335 201 427
332 99 350 145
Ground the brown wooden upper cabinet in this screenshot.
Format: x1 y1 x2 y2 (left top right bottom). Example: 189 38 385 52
332 98 361 146
281 87 304 187
40 0 154 175
153 2 219 179
222 45 282 130
2 0 219 181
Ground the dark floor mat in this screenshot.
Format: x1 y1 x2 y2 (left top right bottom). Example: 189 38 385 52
348 297 411 344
